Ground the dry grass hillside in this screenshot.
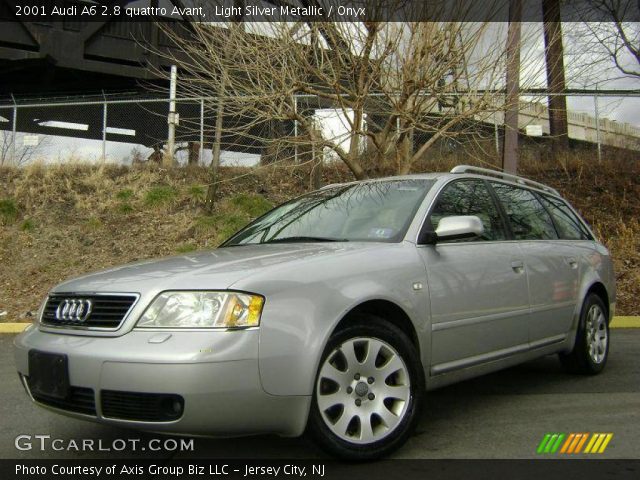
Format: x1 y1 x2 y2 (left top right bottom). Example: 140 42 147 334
0 154 638 322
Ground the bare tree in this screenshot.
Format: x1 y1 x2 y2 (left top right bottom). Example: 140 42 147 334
153 1 558 182
568 1 640 81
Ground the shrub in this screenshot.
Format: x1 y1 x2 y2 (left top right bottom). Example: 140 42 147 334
116 189 134 201
189 184 206 203
0 198 18 224
144 185 176 207
230 193 272 217
217 213 248 239
194 215 217 233
20 218 36 231
86 216 102 229
194 213 247 240
117 203 134 214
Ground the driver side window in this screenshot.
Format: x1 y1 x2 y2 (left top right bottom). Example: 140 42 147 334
429 179 507 242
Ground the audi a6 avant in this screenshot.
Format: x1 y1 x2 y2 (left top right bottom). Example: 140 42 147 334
14 165 615 459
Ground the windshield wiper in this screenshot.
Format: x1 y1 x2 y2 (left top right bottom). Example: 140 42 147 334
262 236 348 244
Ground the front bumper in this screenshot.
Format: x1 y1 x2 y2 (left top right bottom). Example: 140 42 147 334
14 327 310 437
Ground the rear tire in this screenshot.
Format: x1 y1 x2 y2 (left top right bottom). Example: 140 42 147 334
308 315 424 460
559 293 609 375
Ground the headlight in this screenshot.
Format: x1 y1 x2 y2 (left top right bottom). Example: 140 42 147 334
136 291 264 329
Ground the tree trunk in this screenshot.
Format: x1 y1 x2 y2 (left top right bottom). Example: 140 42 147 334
205 101 224 213
503 0 522 174
310 146 323 191
543 0 570 162
188 142 200 165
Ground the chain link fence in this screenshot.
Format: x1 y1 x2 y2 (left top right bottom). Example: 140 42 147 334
1 93 639 168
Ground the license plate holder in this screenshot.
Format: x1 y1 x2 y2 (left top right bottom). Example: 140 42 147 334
28 350 69 399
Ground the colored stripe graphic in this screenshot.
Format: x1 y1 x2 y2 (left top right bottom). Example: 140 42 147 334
560 433 575 453
567 433 584 453
537 434 552 454
584 433 614 454
537 433 566 454
539 433 614 454
598 434 614 453
550 434 565 453
574 433 589 453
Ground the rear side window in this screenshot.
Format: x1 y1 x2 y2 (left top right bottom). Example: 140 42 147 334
538 195 592 240
429 179 507 241
490 182 558 240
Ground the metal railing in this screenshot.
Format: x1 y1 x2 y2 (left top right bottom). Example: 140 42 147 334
1 91 639 167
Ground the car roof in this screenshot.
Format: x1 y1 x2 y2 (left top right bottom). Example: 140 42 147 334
322 166 561 199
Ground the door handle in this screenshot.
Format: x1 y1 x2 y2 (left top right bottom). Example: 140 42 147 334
510 260 525 273
565 257 578 269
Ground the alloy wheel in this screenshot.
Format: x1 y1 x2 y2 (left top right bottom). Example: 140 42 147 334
316 337 411 444
585 304 608 364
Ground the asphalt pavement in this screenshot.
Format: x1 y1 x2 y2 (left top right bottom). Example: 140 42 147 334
1 331 638 460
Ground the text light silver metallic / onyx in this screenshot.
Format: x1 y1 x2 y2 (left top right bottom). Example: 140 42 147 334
14 165 616 460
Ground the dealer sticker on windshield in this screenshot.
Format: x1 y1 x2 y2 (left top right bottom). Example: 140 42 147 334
368 227 395 239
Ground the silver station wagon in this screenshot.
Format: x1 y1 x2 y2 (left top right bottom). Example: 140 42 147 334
14 165 615 460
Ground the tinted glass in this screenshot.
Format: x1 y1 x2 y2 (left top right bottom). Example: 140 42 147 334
222 179 434 245
539 195 592 240
491 183 558 240
429 179 507 241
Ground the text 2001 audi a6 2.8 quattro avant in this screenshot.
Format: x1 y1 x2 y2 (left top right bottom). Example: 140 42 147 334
14 165 615 460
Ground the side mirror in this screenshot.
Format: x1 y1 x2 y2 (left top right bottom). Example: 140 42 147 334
436 215 484 241
418 215 484 244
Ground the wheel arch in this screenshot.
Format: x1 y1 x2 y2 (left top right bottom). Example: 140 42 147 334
332 299 421 355
586 282 611 323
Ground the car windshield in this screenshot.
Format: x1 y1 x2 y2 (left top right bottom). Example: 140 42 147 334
221 179 434 246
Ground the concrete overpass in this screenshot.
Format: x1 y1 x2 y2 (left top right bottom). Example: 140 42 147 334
0 0 194 97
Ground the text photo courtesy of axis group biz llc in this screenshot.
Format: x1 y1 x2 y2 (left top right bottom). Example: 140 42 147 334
1 1 640 479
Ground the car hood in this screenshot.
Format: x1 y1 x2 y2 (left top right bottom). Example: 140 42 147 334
52 242 383 294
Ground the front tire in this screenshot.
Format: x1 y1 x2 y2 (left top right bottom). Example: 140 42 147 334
308 316 424 460
560 293 609 375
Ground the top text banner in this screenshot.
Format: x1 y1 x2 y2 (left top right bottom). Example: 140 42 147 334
2 0 640 23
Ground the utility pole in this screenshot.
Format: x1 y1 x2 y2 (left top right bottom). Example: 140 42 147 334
543 0 569 160
503 0 522 174
165 64 178 167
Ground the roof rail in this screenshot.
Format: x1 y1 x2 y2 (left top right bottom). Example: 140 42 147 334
450 165 560 196
319 182 345 190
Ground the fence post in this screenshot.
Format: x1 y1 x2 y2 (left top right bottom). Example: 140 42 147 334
200 97 204 165
294 95 298 163
166 65 177 166
102 92 107 163
11 100 17 166
594 88 602 163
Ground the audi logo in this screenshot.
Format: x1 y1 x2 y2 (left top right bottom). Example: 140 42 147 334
55 298 93 323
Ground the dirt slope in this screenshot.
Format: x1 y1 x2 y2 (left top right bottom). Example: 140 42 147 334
0 157 637 321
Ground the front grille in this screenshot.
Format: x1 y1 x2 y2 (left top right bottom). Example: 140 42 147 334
25 376 96 416
101 390 184 422
41 294 138 329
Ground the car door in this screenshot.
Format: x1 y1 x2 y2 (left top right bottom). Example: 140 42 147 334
490 182 580 347
417 179 530 375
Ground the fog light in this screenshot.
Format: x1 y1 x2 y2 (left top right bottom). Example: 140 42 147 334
159 395 184 419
